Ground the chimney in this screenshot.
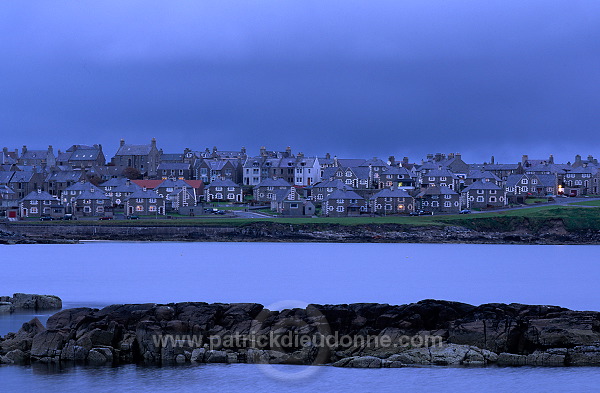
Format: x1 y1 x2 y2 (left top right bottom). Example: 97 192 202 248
260 146 267 157
388 156 396 166
548 154 554 164
403 157 409 164
241 146 246 155
37 188 42 194
455 153 461 160
2 147 7 155
120 139 125 147
151 138 157 148
143 187 147 192
575 155 582 164
448 153 455 159
286 146 292 156
48 145 53 154
334 155 339 167
434 153 442 162
491 155 495 164
588 155 594 162
298 152 304 159
212 146 217 153
325 153 331 160
22 145 27 154
426 154 433 161
90 187 95 193
522 155 529 164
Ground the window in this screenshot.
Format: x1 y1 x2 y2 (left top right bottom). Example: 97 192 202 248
431 201 439 207
84 206 91 213
149 198 156 203
96 206 104 213
336 206 344 212
385 197 392 202
422 201 429 206
490 196 497 202
317 194 323 200
385 204 392 210
477 196 484 202
477 190 484 194
441 177 447 181
345 179 352 185
31 200 38 205
97 200 104 204
522 179 528 184
444 195 451 199
337 199 344 204
227 193 234 199
30 207 38 213
84 199 91 204
444 201 451 207
136 205 144 212
216 193 223 199
149 205 157 212
490 190 497 194
136 198 143 203
228 187 235 191
290 203 299 209
428 177 435 181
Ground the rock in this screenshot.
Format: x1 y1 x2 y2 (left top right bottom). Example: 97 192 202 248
4 349 27 365
87 349 108 365
1 318 45 353
30 331 66 359
227 352 239 363
62 340 89 361
175 354 186 363
205 350 228 363
333 356 383 368
0 303 13 314
497 353 527 366
191 348 206 362
10 293 62 311
567 346 600 366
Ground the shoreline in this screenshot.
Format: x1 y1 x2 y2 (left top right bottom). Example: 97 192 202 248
2 299 600 368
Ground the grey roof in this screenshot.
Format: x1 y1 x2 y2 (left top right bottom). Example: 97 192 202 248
45 170 84 183
125 189 162 201
75 189 110 200
100 177 129 188
115 144 152 156
0 152 16 165
371 188 413 199
64 182 103 193
9 171 34 183
417 185 458 197
158 162 190 170
157 179 189 189
525 164 568 174
0 185 15 195
462 180 502 192
382 166 413 176
21 150 51 160
470 163 520 171
569 166 598 175
0 171 14 183
536 174 558 187
69 148 101 161
112 181 142 193
160 153 184 162
424 168 458 178
359 158 388 167
505 174 526 188
21 190 58 201
335 158 367 167
313 179 349 189
467 170 501 181
272 189 292 202
256 178 292 188
325 188 364 201
208 179 239 188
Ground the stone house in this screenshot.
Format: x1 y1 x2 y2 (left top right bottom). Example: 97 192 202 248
45 170 86 198
17 145 56 168
321 166 373 189
418 168 460 190
376 167 416 189
166 186 197 213
111 138 161 178
563 166 597 196
205 179 243 202
279 199 315 216
0 185 18 214
124 189 165 216
19 189 64 218
63 144 106 169
505 174 558 202
2 171 46 200
195 159 241 184
464 170 501 187
61 181 104 211
370 187 415 215
253 178 294 203
72 188 112 217
310 179 348 202
105 179 141 207
322 187 367 217
461 180 506 209
415 185 461 214
158 163 192 180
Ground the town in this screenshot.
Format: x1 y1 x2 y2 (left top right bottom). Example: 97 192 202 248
0 138 598 221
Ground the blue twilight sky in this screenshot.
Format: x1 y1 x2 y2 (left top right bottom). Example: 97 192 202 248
0 1 599 163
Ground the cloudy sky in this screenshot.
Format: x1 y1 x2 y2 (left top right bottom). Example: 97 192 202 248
1 1 599 163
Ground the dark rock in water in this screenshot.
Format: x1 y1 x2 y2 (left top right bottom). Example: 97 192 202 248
2 300 600 367
0 293 62 313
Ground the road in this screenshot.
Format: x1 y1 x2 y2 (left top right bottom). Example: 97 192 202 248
470 197 600 214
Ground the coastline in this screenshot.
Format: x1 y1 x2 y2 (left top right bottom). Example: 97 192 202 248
1 218 599 245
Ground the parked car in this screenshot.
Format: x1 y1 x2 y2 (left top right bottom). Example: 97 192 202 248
459 209 471 214
62 214 75 220
98 216 113 220
215 210 226 215
126 215 139 220
39 215 54 221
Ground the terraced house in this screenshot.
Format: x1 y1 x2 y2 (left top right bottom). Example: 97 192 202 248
415 185 461 214
370 186 415 215
322 187 367 217
563 166 597 196
72 188 112 217
205 179 242 202
125 189 165 216
19 189 63 218
461 180 506 209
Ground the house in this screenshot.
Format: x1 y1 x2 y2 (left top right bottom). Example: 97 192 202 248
60 144 106 169
310 179 349 202
418 167 460 190
0 185 18 215
6 171 46 200
17 145 56 168
253 178 294 202
158 162 192 180
505 173 558 203
376 166 416 189
111 138 161 178
321 166 373 189
0 148 18 165
166 186 198 213
72 188 112 217
124 189 166 216
464 170 501 187
205 179 243 202
106 179 142 207
322 187 367 217
415 185 461 214
563 166 597 196
195 159 241 184
370 187 415 215
269 188 298 212
45 169 86 197
61 181 104 211
470 163 523 182
461 180 506 209
19 189 64 219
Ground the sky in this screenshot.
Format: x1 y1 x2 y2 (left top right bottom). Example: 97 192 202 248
1 1 599 164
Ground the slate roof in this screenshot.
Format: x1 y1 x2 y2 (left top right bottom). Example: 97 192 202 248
115 144 152 156
505 174 526 188
325 188 364 201
424 168 458 178
9 171 34 183
21 150 51 160
335 159 367 167
157 163 190 170
21 190 58 201
75 189 110 200
313 179 349 189
112 181 142 193
569 166 598 175
359 158 388 167
208 179 239 188
125 189 162 200
462 180 502 192
467 170 501 181
64 182 103 193
0 171 14 184
256 178 292 188
45 170 84 183
100 177 129 188
370 188 413 199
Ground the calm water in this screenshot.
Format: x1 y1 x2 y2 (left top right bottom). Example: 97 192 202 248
1 242 599 392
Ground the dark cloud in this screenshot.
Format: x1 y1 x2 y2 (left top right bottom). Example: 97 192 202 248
1 1 599 163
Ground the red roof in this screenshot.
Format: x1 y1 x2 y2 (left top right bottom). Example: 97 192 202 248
132 180 163 189
183 180 204 190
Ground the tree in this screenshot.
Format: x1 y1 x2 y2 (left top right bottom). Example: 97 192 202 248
123 167 142 180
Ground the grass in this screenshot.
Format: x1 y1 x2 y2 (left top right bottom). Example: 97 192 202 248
570 200 600 207
10 205 600 231
524 198 549 205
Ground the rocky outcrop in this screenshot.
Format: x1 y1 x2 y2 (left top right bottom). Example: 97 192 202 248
1 300 599 367
0 293 62 314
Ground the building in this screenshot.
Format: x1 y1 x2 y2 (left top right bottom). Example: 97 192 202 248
415 185 461 214
61 181 104 210
19 189 63 218
111 138 161 178
166 186 197 213
17 145 56 168
72 188 112 217
205 179 243 202
124 189 166 216
370 187 415 215
322 187 367 217
461 180 506 209
253 178 294 203
158 163 192 180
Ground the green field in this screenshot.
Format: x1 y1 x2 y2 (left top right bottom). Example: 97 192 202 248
11 205 600 232
569 200 600 207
